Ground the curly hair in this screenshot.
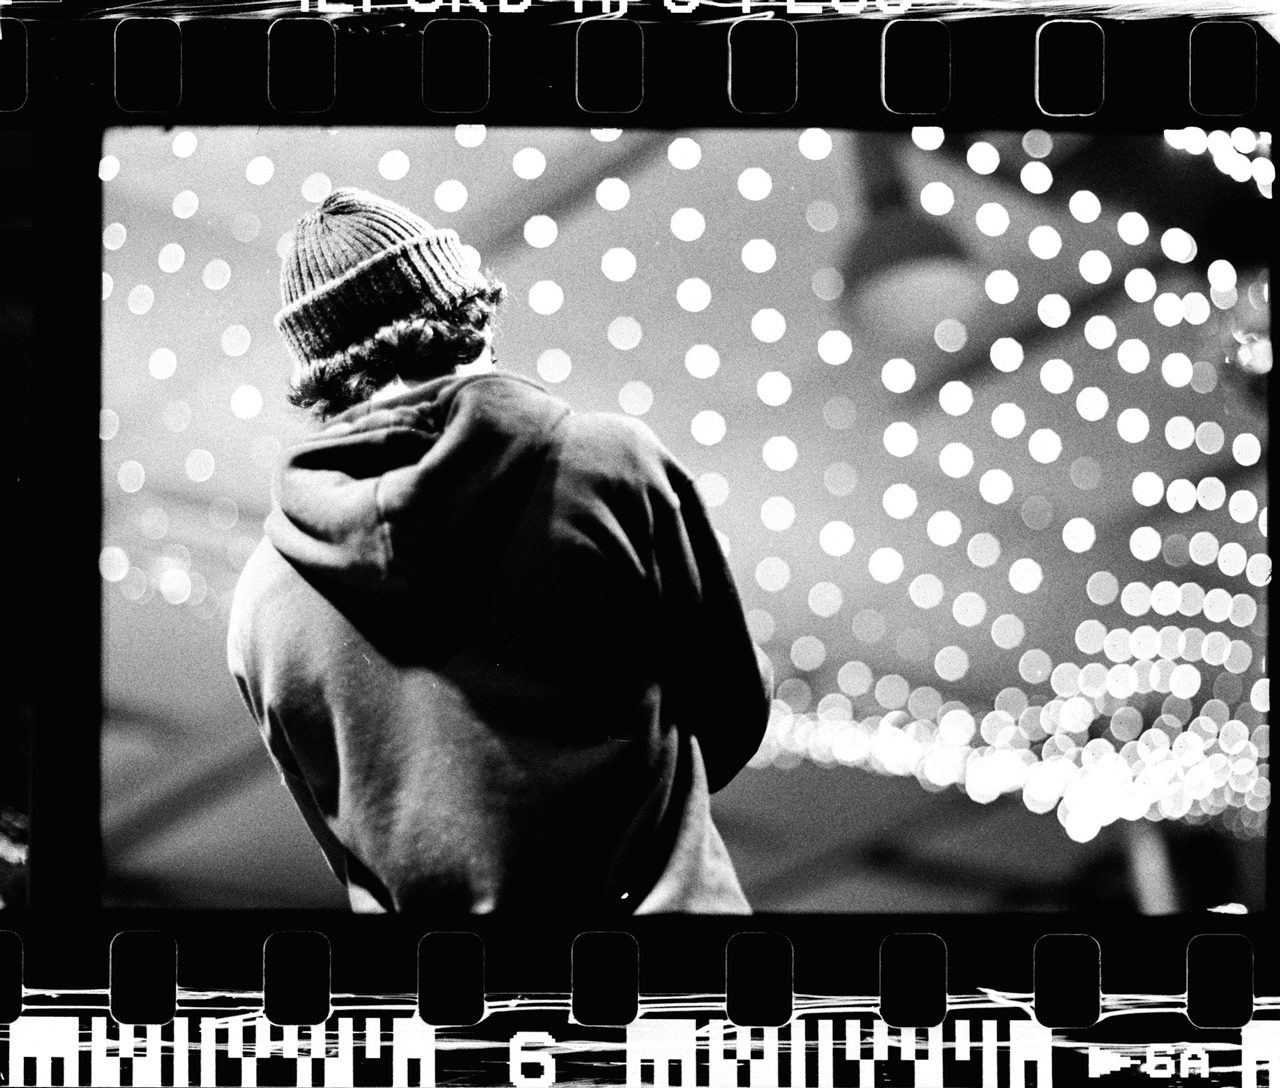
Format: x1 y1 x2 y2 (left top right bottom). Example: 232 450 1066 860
288 276 508 421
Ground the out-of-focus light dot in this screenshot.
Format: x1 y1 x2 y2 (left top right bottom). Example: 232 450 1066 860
809 582 844 618
1117 339 1150 374
99 154 122 181
953 591 987 627
1233 433 1261 466
528 281 564 316
127 285 155 315
1069 189 1101 222
991 402 1027 438
990 337 1024 373
1040 358 1073 394
738 167 773 200
920 182 955 215
757 371 792 407
1078 250 1112 285
536 349 572 384
824 463 857 496
883 483 918 520
1211 285 1239 309
100 545 129 582
752 309 788 344
741 238 777 273
434 179 467 213
1028 225 1062 259
103 223 127 250
1028 428 1063 464
798 128 833 160
202 259 231 291
1117 211 1149 244
1076 619 1106 654
1020 649 1053 685
1131 526 1162 561
934 319 968 352
869 547 905 584
967 532 1001 568
1126 268 1158 303
1165 416 1195 450
157 243 185 273
276 232 292 261
185 449 215 483
690 410 726 446
220 325 250 358
1117 408 1150 443
172 189 199 217
696 473 729 508
668 137 701 169
618 381 653 416
454 125 486 147
939 380 973 415
1076 386 1109 422
939 442 974 478
99 409 120 441
806 200 838 231
1229 490 1259 523
985 270 1019 304
590 129 622 143
684 344 719 379
819 520 855 556
979 469 1014 504
102 273 114 300
523 215 558 249
1009 558 1044 593
760 496 796 531
148 347 177 380
670 207 705 241
875 674 909 709
1021 494 1053 531
745 609 774 644
1087 570 1120 605
762 435 798 471
301 172 332 203
1161 228 1196 262
1170 664 1202 699
909 573 944 609
245 157 274 185
1246 553 1270 586
1023 129 1053 157
375 149 410 181
1182 293 1210 324
1208 258 1238 290
676 278 711 312
816 328 851 363
1070 457 1101 490
1161 352 1193 388
507 148 547 181
976 203 1010 236
756 556 791 592
822 396 856 430
992 613 1026 649
1196 477 1226 512
159 568 192 606
1062 517 1097 553
936 646 970 681
881 358 915 393
1038 294 1071 328
1022 162 1053 194
927 511 962 547
230 386 262 419
595 176 629 209
1217 542 1247 577
1085 315 1118 350
812 267 845 300
883 422 918 458
1195 421 1224 454
967 141 1000 174
912 127 945 150
1252 679 1270 713
1133 472 1165 506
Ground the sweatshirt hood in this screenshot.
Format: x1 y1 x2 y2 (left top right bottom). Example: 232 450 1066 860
265 372 572 592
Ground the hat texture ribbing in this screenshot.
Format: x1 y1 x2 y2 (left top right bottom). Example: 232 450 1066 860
274 187 489 368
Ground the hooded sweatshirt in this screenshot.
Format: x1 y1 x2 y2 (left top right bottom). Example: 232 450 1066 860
227 371 770 915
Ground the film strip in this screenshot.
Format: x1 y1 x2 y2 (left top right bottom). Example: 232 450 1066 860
2 3 1276 1086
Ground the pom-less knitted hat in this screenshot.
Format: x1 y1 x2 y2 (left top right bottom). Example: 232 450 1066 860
274 187 489 368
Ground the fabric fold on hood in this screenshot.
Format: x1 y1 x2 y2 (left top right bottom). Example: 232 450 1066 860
265 372 572 593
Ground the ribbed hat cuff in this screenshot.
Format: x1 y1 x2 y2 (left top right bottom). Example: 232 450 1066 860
274 230 488 364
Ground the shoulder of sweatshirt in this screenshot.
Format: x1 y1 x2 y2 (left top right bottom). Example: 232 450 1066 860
555 410 688 498
226 535 304 679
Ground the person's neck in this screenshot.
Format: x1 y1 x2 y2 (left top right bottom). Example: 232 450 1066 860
370 349 496 403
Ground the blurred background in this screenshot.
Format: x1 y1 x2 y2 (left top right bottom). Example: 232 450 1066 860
97 126 1269 912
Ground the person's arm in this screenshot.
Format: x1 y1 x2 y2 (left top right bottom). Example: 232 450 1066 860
655 460 772 792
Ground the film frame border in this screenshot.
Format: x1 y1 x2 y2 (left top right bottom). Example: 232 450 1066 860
2 6 1277 1086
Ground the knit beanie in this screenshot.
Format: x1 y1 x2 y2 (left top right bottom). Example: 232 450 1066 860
274 187 490 369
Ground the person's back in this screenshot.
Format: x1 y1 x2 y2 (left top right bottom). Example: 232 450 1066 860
227 188 769 914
